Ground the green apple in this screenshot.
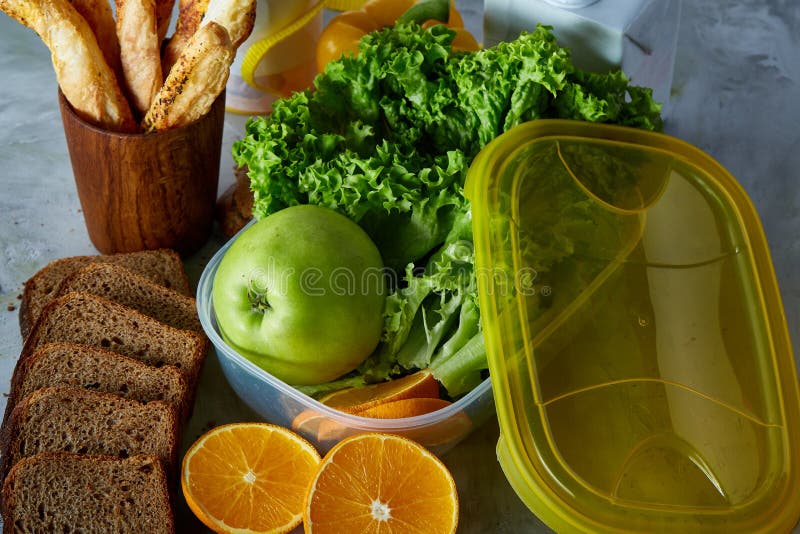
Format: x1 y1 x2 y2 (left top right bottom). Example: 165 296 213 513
212 205 386 385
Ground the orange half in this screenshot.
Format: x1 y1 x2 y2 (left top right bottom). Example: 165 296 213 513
182 422 321 533
304 433 459 534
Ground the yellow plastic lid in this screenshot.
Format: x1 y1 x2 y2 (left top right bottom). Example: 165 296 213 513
465 120 800 532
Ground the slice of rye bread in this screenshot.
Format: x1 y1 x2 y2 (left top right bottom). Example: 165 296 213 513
55 263 202 332
5 342 190 421
20 292 208 402
1 452 174 534
19 249 191 338
0 386 180 483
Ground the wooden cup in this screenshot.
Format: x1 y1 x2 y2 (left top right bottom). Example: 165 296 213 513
59 90 226 255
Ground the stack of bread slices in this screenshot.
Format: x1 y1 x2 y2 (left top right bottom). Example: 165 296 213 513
0 249 208 533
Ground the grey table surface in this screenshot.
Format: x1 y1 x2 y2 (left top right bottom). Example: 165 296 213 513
1 0 799 532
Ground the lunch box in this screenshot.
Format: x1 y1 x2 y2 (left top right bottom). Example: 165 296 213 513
197 236 496 456
466 119 800 532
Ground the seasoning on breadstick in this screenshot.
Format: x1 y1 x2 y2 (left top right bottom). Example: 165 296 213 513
143 21 234 132
116 0 162 116
0 0 136 132
161 0 255 77
160 0 211 75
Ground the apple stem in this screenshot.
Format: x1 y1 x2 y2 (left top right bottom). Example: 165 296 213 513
248 287 271 313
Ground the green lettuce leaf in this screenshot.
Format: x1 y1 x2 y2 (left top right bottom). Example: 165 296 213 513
232 23 663 398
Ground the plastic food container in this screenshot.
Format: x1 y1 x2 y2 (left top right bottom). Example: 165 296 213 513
197 235 495 455
466 119 800 532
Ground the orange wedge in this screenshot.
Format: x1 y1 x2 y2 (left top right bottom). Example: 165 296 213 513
292 408 326 436
319 369 440 413
357 397 452 419
304 433 459 534
182 422 321 533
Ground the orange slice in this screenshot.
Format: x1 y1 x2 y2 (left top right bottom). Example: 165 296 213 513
292 408 326 436
354 398 472 450
182 422 321 533
304 433 459 534
319 369 440 413
356 397 452 419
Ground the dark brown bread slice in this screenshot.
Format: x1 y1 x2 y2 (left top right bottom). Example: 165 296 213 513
1 452 174 534
20 249 191 338
6 342 190 420
21 292 208 398
0 386 179 482
55 262 202 332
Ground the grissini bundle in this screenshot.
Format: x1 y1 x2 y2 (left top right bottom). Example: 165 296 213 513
143 21 234 132
0 0 136 132
2 0 258 133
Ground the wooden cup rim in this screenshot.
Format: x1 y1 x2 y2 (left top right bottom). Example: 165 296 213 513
57 89 227 138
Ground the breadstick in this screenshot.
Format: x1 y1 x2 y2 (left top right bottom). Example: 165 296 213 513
68 0 121 77
0 0 136 132
161 0 254 77
155 0 175 43
143 21 233 132
116 0 162 116
201 0 255 49
161 0 210 75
